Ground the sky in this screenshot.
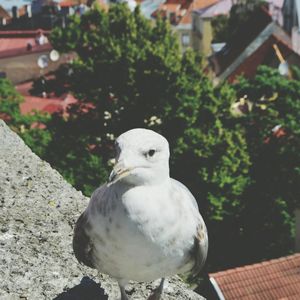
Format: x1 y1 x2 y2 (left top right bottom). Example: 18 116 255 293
2 0 32 11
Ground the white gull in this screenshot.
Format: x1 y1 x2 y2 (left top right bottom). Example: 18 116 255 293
73 128 208 300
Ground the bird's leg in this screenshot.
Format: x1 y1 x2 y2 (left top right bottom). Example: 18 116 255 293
148 278 165 300
118 282 129 300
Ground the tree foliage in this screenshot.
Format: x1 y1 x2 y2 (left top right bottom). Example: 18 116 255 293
49 4 251 271
230 66 300 264
211 15 230 43
0 78 51 157
0 78 26 127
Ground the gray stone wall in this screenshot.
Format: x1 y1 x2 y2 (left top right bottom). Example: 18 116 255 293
0 120 204 300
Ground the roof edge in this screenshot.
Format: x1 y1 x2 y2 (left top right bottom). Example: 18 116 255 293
217 22 276 81
210 253 300 278
0 44 52 59
209 277 226 300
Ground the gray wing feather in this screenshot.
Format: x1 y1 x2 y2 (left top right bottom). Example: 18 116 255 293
190 223 208 277
73 184 107 269
73 212 96 269
171 178 208 276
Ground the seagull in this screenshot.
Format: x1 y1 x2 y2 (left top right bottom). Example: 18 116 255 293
73 128 208 300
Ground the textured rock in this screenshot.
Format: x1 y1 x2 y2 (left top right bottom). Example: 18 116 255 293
0 120 205 300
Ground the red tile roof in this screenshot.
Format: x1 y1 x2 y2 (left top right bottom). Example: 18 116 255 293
210 253 300 300
0 30 52 59
59 0 89 6
19 93 77 115
180 0 219 24
227 34 297 83
212 6 300 82
0 30 51 38
59 0 77 7
16 81 77 115
152 0 218 26
214 8 273 75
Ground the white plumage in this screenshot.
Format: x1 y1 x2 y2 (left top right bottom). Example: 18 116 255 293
73 128 208 300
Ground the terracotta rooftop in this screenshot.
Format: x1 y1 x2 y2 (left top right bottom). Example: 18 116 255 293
152 0 218 26
16 80 77 115
0 30 51 59
226 32 299 82
0 31 51 38
59 0 78 7
211 6 300 82
214 8 273 75
210 253 300 300
194 0 232 18
191 0 219 10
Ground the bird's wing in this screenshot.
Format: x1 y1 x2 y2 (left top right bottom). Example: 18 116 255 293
171 179 208 276
190 221 208 277
73 184 108 269
73 211 96 269
72 184 108 269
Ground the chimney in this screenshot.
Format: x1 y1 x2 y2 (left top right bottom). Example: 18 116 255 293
12 6 19 19
295 209 300 252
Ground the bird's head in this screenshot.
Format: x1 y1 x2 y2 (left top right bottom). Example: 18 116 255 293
108 128 170 186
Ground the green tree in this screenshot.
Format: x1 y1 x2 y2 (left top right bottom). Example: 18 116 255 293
50 4 251 271
211 15 230 43
232 66 300 264
42 114 109 196
0 78 26 128
0 78 51 157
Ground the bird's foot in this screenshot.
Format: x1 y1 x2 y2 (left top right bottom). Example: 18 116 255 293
148 290 163 300
147 278 165 300
119 282 130 300
121 293 129 300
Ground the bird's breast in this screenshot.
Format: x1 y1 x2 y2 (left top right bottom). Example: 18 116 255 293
88 183 197 281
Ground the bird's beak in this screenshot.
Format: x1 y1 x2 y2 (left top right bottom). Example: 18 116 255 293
108 161 131 186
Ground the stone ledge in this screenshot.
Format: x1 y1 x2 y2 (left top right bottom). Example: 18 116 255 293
0 120 205 300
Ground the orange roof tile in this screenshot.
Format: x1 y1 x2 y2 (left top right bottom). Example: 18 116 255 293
179 6 192 24
16 81 77 115
192 0 219 10
59 0 77 7
153 0 218 25
210 253 300 300
178 0 218 24
0 30 51 59
59 0 89 6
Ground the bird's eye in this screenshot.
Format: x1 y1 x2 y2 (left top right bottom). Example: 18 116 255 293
147 149 156 157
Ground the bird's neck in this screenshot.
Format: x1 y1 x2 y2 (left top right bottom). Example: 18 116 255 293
112 176 170 194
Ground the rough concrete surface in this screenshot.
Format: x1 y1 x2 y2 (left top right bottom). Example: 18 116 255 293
0 120 205 300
